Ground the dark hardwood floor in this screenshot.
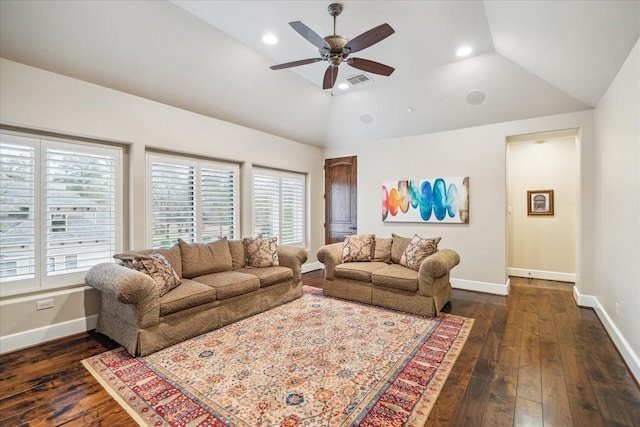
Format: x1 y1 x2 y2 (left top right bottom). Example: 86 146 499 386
1 272 638 426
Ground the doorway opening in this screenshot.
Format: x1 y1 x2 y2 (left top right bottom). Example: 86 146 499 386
506 129 579 285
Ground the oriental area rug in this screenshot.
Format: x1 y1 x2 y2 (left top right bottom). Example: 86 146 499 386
83 287 473 427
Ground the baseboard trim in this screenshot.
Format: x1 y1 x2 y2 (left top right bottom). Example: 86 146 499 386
572 286 640 383
508 268 575 283
0 314 98 355
302 261 323 274
451 278 510 296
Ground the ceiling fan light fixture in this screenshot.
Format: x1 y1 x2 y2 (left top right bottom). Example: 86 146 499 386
337 83 349 90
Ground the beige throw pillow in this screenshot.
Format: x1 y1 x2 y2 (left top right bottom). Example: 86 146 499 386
114 243 182 278
342 234 376 263
126 253 181 296
399 235 441 271
243 237 279 268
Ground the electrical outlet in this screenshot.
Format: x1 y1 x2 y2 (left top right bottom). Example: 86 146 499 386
36 299 54 310
615 303 619 317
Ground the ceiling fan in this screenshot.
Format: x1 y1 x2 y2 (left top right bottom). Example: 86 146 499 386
270 3 395 90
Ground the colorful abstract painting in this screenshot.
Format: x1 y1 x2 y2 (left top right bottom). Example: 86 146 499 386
382 177 469 223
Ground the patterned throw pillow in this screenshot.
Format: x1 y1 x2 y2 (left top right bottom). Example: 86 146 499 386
399 235 441 271
243 237 279 268
126 253 181 296
342 234 376 263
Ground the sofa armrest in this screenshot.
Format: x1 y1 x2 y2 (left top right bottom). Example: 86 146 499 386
417 249 460 296
277 245 309 282
316 242 344 280
85 263 160 327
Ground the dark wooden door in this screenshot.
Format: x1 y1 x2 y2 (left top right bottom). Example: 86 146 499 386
324 156 357 244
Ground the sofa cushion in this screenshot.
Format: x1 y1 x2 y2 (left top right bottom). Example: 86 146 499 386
127 253 181 297
194 271 260 300
179 237 232 279
399 235 441 271
342 234 376 262
391 233 412 264
228 239 246 269
235 266 293 288
114 243 182 278
243 237 279 267
335 261 388 282
159 279 217 316
373 237 392 263
371 264 419 292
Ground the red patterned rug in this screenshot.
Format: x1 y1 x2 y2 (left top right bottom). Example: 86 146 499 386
83 287 473 426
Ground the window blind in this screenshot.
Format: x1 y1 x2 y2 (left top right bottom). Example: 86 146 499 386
253 169 305 246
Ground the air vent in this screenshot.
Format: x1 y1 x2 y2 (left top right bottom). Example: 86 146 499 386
346 73 373 86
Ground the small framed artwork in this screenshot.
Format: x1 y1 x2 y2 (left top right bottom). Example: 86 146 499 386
527 189 554 216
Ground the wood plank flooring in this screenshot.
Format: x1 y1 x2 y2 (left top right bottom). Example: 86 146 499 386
0 272 638 426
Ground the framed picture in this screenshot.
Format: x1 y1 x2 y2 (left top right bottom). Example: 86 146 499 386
527 189 554 216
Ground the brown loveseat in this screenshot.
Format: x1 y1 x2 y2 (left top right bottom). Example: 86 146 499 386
317 233 459 316
85 237 307 356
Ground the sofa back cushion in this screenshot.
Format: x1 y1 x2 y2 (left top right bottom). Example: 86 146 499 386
342 234 376 262
373 237 392 263
114 243 182 278
179 237 233 279
391 233 412 264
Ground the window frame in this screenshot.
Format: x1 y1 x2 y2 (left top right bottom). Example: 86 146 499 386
0 131 123 296
145 152 239 248
252 167 306 247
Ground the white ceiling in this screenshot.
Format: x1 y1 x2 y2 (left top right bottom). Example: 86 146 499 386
0 1 638 147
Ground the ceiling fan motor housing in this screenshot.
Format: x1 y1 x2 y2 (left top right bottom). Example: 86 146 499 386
322 34 350 66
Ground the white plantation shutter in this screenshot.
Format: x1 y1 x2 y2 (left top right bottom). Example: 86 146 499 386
44 142 118 281
281 176 304 245
0 137 36 284
253 169 305 246
149 160 196 247
147 153 238 248
201 166 237 243
1 132 122 295
253 174 280 239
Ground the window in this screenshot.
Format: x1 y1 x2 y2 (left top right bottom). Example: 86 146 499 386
253 168 305 246
147 153 238 248
0 132 122 295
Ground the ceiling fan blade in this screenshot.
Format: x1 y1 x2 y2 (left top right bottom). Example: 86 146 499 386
344 23 395 53
348 58 395 76
289 21 330 50
323 66 339 90
270 58 323 70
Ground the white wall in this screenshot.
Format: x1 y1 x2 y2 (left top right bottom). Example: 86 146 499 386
507 137 577 281
324 110 595 296
0 59 325 350
593 39 640 379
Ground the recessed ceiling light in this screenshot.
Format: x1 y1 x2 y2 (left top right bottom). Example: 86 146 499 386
262 33 278 45
360 114 373 124
406 107 413 113
456 46 472 57
337 83 349 90
466 89 486 105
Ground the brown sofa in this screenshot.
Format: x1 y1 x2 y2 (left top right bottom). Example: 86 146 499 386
85 238 307 356
317 234 459 316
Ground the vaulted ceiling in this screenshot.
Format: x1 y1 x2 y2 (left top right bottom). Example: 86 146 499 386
1 1 638 147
